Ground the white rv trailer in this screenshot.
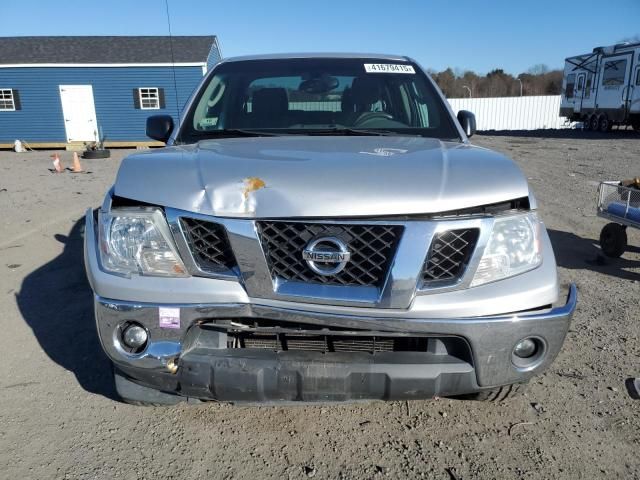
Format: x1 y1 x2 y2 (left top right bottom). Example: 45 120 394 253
560 42 640 131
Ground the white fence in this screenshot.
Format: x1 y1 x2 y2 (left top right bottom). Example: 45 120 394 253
447 95 572 131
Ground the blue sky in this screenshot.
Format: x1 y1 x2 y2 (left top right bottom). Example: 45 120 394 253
4 0 639 74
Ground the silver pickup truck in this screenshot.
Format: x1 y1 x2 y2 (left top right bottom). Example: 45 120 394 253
84 53 577 405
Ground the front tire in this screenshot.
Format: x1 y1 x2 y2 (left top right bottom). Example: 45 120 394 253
114 367 184 406
600 223 627 258
451 383 525 402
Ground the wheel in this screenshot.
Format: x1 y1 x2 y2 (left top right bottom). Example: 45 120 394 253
632 121 640 132
598 114 611 132
82 149 111 159
451 383 525 402
582 116 591 131
589 114 599 131
599 223 627 258
114 367 184 406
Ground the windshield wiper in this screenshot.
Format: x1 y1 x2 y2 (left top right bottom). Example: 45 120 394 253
192 127 425 139
192 128 284 138
301 128 421 137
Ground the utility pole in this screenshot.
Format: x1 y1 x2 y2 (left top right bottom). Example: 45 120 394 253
462 85 472 98
516 78 523 97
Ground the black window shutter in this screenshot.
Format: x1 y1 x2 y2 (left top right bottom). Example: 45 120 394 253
12 89 21 110
158 88 166 108
132 88 141 109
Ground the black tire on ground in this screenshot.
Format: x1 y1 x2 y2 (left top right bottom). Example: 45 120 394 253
598 114 611 132
582 116 591 131
599 223 627 258
82 149 111 159
633 121 640 132
450 383 525 402
589 114 599 131
113 367 183 407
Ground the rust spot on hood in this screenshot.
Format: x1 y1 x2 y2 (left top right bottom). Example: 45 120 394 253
243 177 266 199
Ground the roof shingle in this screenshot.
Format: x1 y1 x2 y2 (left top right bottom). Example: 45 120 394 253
0 36 217 65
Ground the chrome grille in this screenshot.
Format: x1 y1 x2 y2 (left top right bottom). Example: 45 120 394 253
422 229 479 284
180 218 237 273
256 221 403 287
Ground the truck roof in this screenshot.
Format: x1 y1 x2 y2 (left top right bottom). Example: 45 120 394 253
221 52 411 63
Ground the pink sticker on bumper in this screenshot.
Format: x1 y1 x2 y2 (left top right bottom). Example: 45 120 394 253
159 307 180 329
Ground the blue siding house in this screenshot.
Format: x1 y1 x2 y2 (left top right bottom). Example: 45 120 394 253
0 36 221 147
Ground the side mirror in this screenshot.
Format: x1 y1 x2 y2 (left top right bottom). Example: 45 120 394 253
146 114 174 143
457 110 476 138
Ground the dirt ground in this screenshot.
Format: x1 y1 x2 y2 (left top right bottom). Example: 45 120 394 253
1 132 639 480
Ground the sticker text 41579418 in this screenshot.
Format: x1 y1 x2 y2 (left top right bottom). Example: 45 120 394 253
364 64 416 74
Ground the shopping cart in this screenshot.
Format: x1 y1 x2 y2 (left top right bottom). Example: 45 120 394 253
596 181 640 257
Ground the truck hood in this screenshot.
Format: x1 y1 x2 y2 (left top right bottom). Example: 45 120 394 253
114 136 530 218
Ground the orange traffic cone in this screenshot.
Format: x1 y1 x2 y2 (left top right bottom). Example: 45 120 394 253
50 153 63 173
72 152 84 173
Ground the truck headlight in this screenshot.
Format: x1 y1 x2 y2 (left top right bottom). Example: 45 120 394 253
470 212 542 287
99 208 188 277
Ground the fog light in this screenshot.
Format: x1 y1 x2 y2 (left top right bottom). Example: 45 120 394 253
514 338 537 358
122 324 148 350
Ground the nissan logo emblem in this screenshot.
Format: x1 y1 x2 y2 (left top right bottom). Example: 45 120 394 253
302 237 352 276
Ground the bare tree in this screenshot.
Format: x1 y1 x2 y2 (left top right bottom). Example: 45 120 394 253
430 65 563 98
528 64 550 75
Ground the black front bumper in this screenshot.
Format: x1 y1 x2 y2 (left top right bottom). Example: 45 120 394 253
117 349 478 403
180 350 476 403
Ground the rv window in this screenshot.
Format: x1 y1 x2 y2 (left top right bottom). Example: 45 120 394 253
576 76 584 91
636 69 640 86
602 60 627 86
565 74 575 98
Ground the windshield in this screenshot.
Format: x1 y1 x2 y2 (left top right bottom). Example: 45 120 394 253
178 58 460 142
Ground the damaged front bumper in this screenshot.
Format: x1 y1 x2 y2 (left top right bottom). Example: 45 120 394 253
95 285 576 403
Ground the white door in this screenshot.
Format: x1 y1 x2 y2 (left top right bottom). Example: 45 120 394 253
573 73 585 113
59 85 98 142
582 71 596 111
597 54 632 112
630 66 640 114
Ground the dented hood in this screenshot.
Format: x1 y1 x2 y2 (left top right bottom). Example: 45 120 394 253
114 136 530 218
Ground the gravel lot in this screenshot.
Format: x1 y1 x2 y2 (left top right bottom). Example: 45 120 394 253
1 132 639 479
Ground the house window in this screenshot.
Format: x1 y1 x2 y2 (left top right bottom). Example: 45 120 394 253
602 60 627 86
139 87 160 109
0 89 16 111
133 87 165 109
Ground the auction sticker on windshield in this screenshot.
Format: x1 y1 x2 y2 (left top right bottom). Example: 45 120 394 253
364 64 415 74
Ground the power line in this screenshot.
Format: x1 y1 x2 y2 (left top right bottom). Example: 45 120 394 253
164 0 181 131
